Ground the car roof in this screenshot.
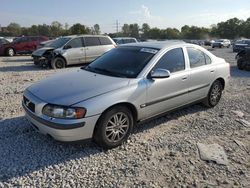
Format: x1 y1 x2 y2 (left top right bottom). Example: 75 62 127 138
62 35 110 39
113 37 136 39
121 40 186 50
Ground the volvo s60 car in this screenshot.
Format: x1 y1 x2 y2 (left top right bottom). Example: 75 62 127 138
22 41 230 148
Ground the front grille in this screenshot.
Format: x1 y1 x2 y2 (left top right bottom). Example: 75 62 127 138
23 96 35 113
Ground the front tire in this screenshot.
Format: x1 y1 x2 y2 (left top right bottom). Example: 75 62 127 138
51 57 66 69
94 106 134 149
203 80 223 107
6 48 15 56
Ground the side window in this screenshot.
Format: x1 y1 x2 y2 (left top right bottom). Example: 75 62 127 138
66 38 82 48
19 37 27 43
85 37 101 46
99 37 112 45
154 48 185 73
187 48 206 68
204 53 211 64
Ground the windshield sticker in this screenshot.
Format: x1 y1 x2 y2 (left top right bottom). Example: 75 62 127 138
140 48 158 54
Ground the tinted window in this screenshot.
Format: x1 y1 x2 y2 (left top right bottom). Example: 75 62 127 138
50 37 71 48
99 37 112 45
204 53 211 64
154 48 185 73
67 38 82 48
0 39 9 45
16 37 28 43
85 37 100 46
85 47 158 78
187 48 206 68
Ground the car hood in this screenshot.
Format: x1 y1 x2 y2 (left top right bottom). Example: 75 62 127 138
32 47 55 56
27 69 130 106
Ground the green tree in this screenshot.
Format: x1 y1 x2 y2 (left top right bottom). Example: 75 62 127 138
141 23 150 39
70 23 89 35
93 24 101 34
129 24 139 38
148 27 161 39
122 24 130 36
7 22 21 36
50 21 63 37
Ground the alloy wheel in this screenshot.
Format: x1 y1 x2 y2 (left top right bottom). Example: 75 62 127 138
105 112 129 143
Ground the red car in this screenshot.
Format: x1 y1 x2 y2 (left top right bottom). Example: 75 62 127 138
0 36 48 56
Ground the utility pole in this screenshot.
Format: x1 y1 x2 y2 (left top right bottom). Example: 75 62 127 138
116 20 119 34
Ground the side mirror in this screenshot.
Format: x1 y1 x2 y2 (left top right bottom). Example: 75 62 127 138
150 68 170 79
64 45 72 49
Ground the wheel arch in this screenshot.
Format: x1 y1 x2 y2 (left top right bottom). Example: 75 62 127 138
5 47 16 55
214 77 225 90
92 102 138 136
54 54 68 65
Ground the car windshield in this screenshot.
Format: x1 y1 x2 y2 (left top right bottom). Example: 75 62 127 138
0 39 9 45
50 37 71 48
84 46 158 78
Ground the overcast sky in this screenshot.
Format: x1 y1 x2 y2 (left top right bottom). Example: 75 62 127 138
1 0 250 33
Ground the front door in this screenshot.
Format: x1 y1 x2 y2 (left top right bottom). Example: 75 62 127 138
64 37 85 65
144 47 190 118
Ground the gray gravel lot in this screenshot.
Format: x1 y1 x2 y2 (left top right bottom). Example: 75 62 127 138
0 47 249 187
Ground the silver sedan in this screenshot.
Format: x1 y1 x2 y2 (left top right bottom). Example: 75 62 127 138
22 41 230 148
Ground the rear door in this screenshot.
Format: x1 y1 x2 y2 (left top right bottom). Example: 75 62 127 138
186 47 215 102
84 37 114 63
64 37 85 65
14 37 28 53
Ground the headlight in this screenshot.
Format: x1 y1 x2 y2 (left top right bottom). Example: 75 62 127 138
42 104 86 119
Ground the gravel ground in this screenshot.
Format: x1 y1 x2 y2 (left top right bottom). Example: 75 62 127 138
0 47 249 187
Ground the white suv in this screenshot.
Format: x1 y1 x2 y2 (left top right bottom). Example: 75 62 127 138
212 39 231 48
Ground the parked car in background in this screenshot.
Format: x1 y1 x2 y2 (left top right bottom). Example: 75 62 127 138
0 38 10 45
0 36 48 56
233 39 250 52
32 35 116 69
204 40 215 46
112 37 138 45
212 39 231 48
23 41 230 148
236 48 250 71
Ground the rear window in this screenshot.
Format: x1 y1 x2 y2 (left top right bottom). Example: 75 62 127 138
99 37 112 45
85 37 101 46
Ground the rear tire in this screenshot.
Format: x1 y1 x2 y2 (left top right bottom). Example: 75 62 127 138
203 80 223 107
51 57 66 69
93 106 134 149
6 48 15 56
237 58 246 70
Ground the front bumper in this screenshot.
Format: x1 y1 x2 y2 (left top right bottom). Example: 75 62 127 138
32 55 51 66
22 92 100 142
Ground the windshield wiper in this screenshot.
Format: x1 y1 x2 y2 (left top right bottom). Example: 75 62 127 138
82 66 127 78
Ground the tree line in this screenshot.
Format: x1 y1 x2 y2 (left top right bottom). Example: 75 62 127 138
0 21 101 37
1 17 250 39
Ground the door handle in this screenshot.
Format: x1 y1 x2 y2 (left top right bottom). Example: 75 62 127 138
210 70 215 73
182 77 188 80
